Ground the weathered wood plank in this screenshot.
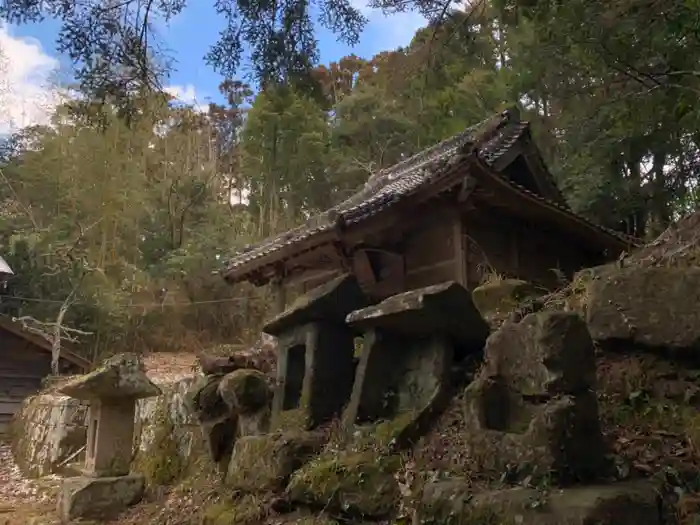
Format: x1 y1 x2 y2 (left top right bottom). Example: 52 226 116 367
0 401 21 415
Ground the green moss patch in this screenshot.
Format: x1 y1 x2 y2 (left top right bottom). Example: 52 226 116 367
225 431 326 492
202 494 267 525
287 451 401 518
133 400 184 486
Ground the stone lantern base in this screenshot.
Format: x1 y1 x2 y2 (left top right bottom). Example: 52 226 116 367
57 474 145 523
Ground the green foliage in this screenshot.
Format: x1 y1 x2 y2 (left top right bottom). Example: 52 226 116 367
2 0 699 362
0 91 271 359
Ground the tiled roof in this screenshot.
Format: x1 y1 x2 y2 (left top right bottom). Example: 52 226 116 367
223 108 636 278
224 110 522 275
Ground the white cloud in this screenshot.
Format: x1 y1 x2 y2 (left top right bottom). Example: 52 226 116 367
0 24 64 135
164 84 209 113
346 0 427 49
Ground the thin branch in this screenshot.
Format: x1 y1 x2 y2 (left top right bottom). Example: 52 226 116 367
0 167 39 230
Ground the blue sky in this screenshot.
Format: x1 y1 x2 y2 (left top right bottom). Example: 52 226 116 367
4 1 427 109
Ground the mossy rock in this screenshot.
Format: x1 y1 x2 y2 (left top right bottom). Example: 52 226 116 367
287 451 401 518
132 397 185 486
202 494 266 525
186 374 229 422
458 376 609 485
344 411 420 454
586 266 700 353
218 369 271 415
472 279 543 318
420 479 661 525
226 431 326 492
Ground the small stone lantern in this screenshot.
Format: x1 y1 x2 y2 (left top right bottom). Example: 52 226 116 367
56 353 161 523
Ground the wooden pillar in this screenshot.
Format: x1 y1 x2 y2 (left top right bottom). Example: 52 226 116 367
272 276 287 314
452 212 468 288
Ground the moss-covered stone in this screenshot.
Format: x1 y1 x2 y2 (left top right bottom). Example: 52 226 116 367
287 451 400 518
484 311 596 397
342 411 420 454
186 374 229 423
58 353 161 400
225 431 326 492
202 494 267 525
586 266 700 352
458 376 608 485
218 369 271 415
133 408 183 486
185 374 238 464
419 479 661 525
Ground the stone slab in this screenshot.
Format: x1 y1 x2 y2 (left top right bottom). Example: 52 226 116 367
346 281 489 347
56 474 145 523
264 274 368 336
58 353 161 401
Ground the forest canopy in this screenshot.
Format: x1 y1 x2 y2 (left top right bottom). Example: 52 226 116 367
0 0 699 360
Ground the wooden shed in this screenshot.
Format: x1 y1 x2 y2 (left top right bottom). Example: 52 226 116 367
222 107 638 309
0 316 90 435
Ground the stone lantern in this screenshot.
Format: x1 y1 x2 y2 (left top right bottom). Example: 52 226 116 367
56 353 161 523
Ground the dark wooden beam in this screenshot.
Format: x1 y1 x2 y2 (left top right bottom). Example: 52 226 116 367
352 249 378 288
457 175 478 203
452 212 468 287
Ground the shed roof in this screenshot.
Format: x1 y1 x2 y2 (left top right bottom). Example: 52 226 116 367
223 108 638 283
0 315 91 371
0 255 12 276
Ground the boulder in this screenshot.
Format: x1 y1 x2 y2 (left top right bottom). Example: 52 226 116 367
456 310 608 484
185 375 237 464
10 394 88 478
346 281 489 349
264 274 368 336
419 479 661 525
225 432 325 492
218 369 271 415
202 494 267 525
484 312 596 396
186 375 229 422
56 474 145 522
58 353 161 400
287 452 400 518
461 378 608 483
133 377 212 484
586 266 700 352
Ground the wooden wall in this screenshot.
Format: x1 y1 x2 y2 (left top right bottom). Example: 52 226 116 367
0 331 52 436
464 207 600 289
403 210 463 291
277 202 603 309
